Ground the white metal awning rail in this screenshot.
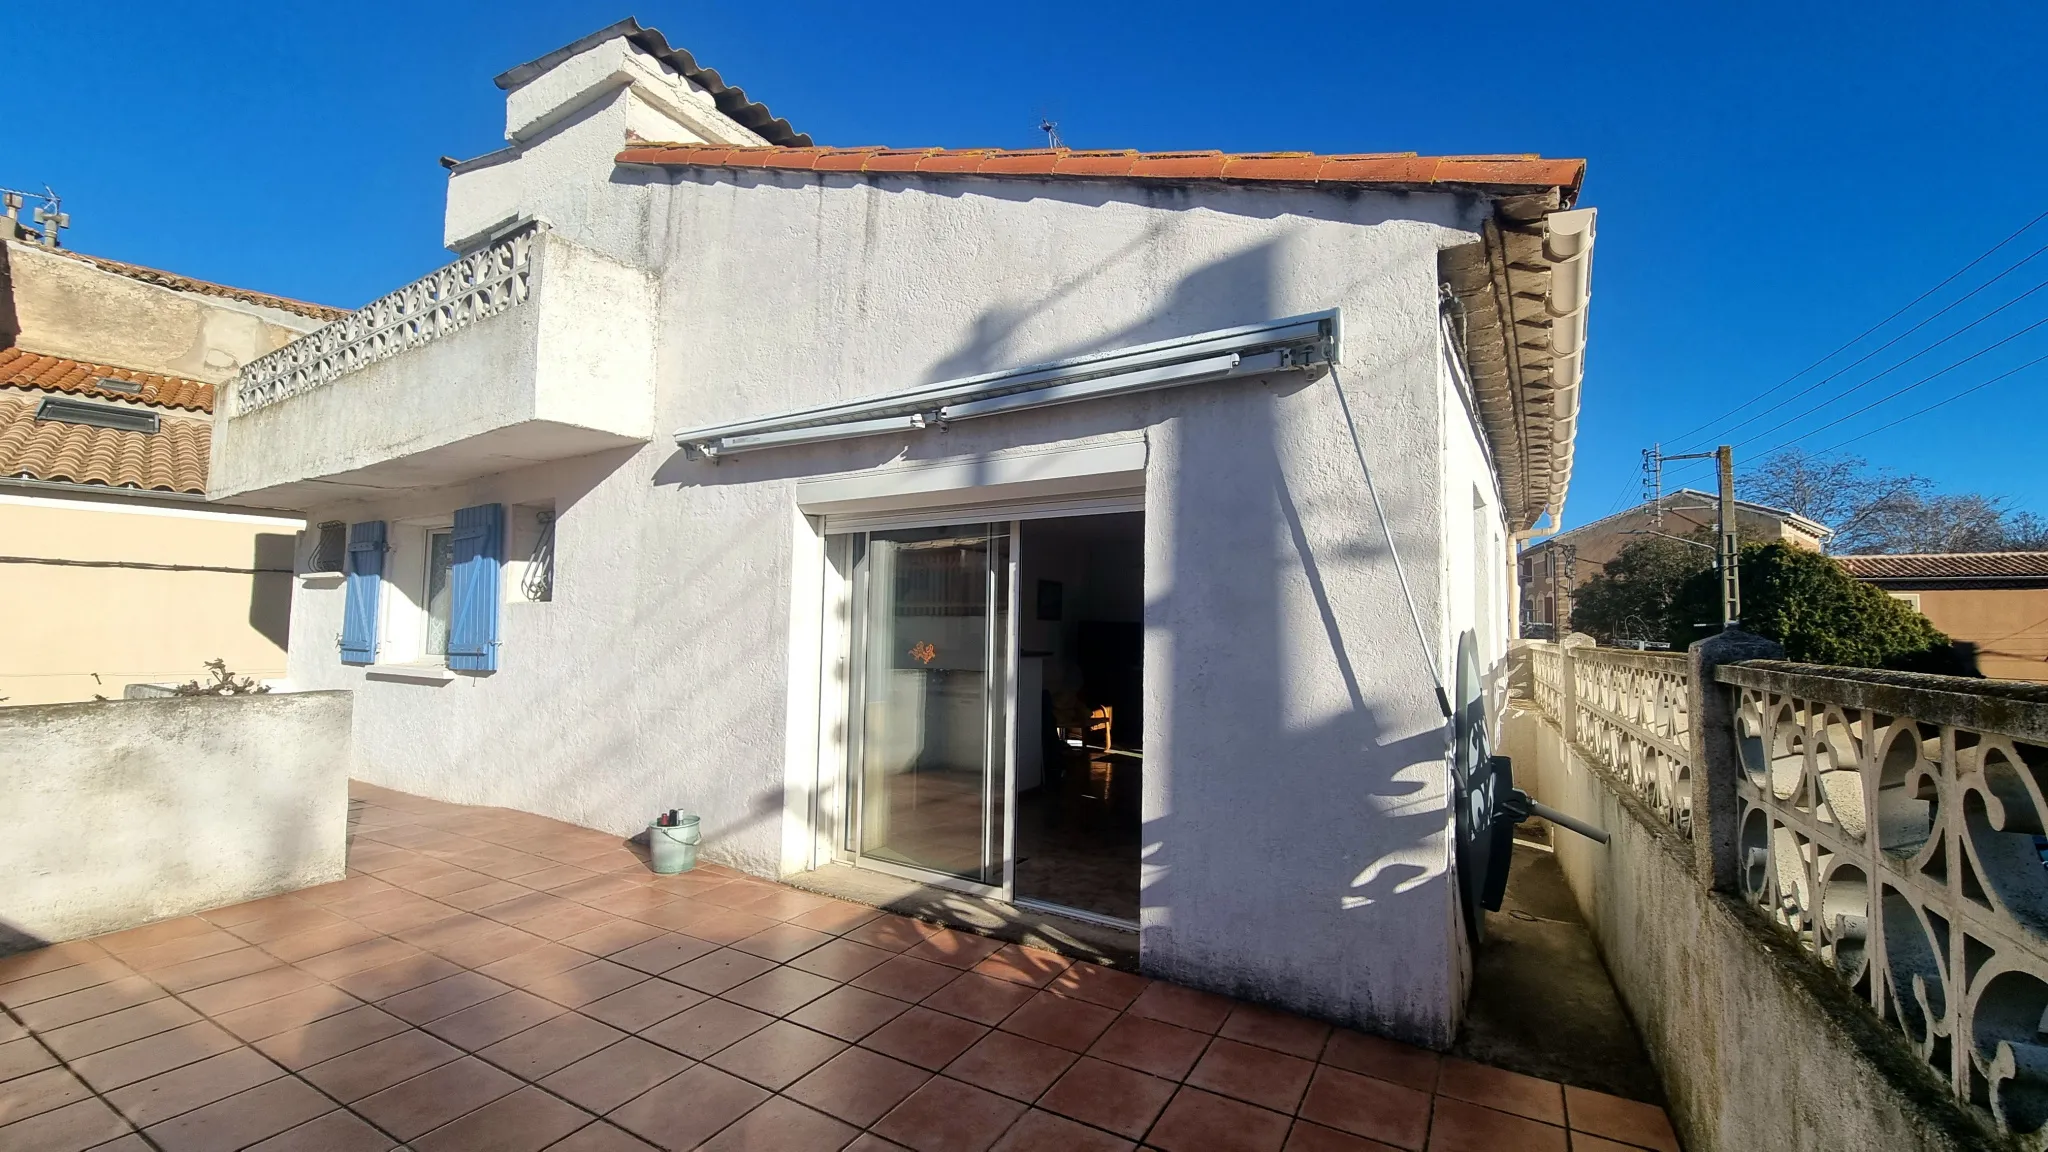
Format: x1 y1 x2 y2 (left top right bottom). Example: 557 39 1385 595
674 309 1340 459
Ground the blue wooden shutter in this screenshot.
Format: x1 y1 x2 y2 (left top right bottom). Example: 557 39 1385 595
448 503 504 672
340 521 386 665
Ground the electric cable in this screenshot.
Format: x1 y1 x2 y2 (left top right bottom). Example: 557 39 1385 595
1660 206 2048 448
1808 352 2048 456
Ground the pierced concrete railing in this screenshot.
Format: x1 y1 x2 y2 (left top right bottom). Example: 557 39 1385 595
1719 660 2048 1142
1524 639 1695 838
233 223 543 415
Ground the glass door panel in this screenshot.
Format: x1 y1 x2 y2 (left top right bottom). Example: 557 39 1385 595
846 523 1010 887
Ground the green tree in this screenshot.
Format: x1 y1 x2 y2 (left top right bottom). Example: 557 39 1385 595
1665 541 1967 671
1569 532 1713 645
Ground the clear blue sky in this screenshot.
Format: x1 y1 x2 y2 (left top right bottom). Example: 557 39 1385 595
8 1 2044 526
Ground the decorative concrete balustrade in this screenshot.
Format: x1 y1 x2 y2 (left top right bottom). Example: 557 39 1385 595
1720 661 2048 1141
1525 639 1695 839
233 223 542 415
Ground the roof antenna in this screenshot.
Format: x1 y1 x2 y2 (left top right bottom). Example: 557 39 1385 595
0 185 67 246
1038 118 1064 149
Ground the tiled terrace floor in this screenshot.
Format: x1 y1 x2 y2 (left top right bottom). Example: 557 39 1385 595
0 783 1681 1151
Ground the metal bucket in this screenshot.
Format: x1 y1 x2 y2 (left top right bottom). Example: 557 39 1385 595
648 814 701 874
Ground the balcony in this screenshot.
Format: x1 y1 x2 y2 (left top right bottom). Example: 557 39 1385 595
209 224 655 506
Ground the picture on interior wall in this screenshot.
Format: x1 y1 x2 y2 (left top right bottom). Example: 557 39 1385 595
1036 579 1063 621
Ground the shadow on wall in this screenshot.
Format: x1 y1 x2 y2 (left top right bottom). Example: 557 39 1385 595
250 533 296 651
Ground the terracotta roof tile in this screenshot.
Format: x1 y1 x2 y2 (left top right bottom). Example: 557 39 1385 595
617 144 1586 200
0 390 209 493
0 347 214 412
42 248 348 322
1838 553 2048 581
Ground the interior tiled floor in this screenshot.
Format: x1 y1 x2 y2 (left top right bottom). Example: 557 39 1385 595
0 783 1683 1151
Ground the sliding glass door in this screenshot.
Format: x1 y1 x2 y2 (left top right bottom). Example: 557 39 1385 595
843 523 1014 890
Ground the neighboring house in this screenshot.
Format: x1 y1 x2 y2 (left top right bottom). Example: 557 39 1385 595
0 233 337 703
208 19 1597 1045
1519 489 1831 637
1838 552 2048 681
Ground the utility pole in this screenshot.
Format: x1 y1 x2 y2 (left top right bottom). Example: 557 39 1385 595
1558 543 1578 635
1644 443 1740 630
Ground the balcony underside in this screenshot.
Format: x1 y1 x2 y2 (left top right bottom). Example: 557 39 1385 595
223 420 645 506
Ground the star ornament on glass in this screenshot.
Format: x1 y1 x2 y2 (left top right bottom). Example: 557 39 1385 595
910 641 938 665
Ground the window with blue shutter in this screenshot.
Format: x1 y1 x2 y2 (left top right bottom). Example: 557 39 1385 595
340 521 386 665
447 504 504 672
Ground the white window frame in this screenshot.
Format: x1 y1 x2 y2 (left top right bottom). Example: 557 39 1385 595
376 515 454 667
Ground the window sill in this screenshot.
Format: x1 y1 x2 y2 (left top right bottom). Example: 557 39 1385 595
300 572 345 588
364 664 456 685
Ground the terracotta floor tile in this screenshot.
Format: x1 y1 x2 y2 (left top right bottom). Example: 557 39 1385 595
1569 1135 1658 1152
924 972 1037 1026
115 929 248 973
842 915 932 953
788 986 912 1042
481 943 605 988
296 936 421 981
433 925 552 970
1282 1119 1402 1151
522 905 623 942
581 978 706 1032
945 1029 1078 1102
517 864 600 891
693 881 783 911
39 997 199 1059
845 1136 914 1152
377 971 514 1025
0 1066 93 1125
326 887 427 921
1087 1013 1210 1081
0 1038 56 1082
261 920 381 964
300 1030 463 1102
705 1020 847 1090
723 966 840 1016
861 1006 990 1070
640 998 773 1059
730 922 834 963
70 1022 242 1091
1219 1004 1330 1061
787 901 883 936
296 874 395 907
789 937 895 981
181 967 318 1017
106 1046 283 1127
785 1046 932 1128
609 934 718 976
999 990 1118 1052
1426 1097 1566 1152
0 958 135 1009
332 953 465 1001
1434 1058 1564 1125
584 888 679 920
730 889 840 923
550 876 645 906
992 1107 1136 1152
399 868 498 899
149 946 282 993
226 905 349 945
0 1095 134 1151
540 1038 689 1114
1318 1032 1439 1094
251 1004 409 1069
424 989 567 1050
608 1063 768 1150
479 892 577 926
217 984 364 1042
439 881 533 912
973 944 1070 988
544 1120 660 1150
478 1012 624 1080
1148 1085 1293 1152
1296 1067 1431 1151
1038 1055 1175 1137
394 913 498 951
872 1075 1026 1152
1186 1037 1315 1113
698 1095 857 1152
853 956 962 1002
95 917 218 956
1047 963 1148 1011
138 1076 332 1152
243 1107 397 1151
682 910 783 947
903 930 1005 971
413 1085 595 1152
667 949 778 996
353 1055 522 1140
628 901 713 934
526 961 649 1009
0 941 105 985
202 893 319 928
14 977 165 1033
1126 983 1233 1034
559 920 666 959
1562 1086 1679 1152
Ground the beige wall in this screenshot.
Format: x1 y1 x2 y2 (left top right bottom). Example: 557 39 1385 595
0 491 302 704
1894 586 2048 682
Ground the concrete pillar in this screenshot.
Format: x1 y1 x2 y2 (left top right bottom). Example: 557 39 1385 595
1559 632 1595 746
1686 628 1783 892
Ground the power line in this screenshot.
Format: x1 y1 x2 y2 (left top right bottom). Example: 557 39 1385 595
1808 352 2048 456
1682 248 2048 452
1743 314 2048 456
1661 206 2048 447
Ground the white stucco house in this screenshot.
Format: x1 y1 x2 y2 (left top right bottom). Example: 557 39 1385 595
212 19 1594 1047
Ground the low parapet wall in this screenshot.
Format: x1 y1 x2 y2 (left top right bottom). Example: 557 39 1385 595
0 691 352 950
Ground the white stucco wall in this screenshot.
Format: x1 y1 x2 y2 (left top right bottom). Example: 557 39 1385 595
280 163 1508 1043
